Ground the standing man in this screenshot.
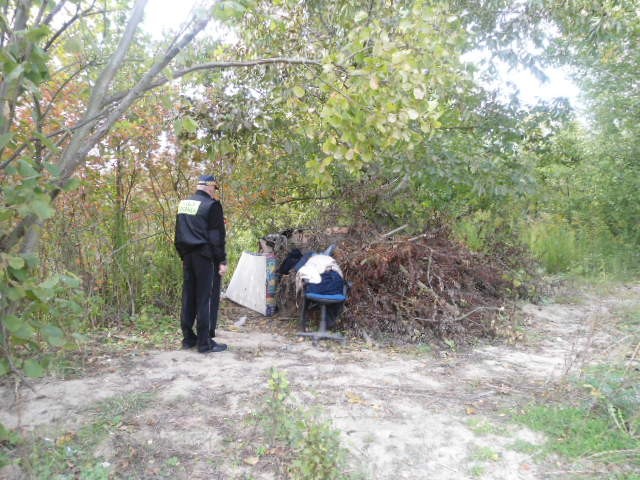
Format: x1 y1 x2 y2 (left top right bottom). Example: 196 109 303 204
174 174 228 353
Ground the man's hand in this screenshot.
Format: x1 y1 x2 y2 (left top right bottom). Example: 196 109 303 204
219 263 228 276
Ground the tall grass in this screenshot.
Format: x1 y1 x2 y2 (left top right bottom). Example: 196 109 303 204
524 216 640 280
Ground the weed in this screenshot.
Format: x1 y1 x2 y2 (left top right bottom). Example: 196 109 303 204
467 418 505 436
0 423 22 469
615 305 640 332
257 367 358 480
444 338 457 352
127 306 177 347
92 391 154 423
469 463 486 477
471 445 501 462
415 343 433 355
254 443 269 457
508 439 540 455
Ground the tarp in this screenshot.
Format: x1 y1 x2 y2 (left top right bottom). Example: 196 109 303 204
225 252 277 316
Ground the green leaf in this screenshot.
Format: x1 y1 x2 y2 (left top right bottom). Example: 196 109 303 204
65 36 83 53
29 199 55 220
23 359 45 378
6 286 25 302
72 332 89 343
28 287 52 303
321 138 335 155
2 315 34 340
5 64 24 82
3 315 21 332
0 359 9 377
24 25 51 42
62 178 81 191
9 321 35 341
61 274 81 288
44 162 61 177
8 255 25 270
354 10 368 22
42 325 66 347
182 115 198 134
174 118 183 136
0 132 12 150
17 159 39 178
292 86 305 98
40 276 60 290
23 253 39 269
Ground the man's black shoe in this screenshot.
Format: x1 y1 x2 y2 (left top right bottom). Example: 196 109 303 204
198 341 227 354
182 338 197 349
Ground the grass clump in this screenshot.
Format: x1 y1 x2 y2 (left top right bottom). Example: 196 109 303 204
516 405 637 458
3 392 154 479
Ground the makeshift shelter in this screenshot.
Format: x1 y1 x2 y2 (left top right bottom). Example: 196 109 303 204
225 252 278 316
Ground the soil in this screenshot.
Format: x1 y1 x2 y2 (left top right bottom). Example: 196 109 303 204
1 282 639 479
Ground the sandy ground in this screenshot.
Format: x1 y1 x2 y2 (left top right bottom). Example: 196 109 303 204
1 283 639 479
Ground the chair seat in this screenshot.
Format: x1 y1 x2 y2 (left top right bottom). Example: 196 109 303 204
304 293 346 303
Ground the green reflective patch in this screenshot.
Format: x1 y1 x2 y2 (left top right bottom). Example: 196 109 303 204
177 200 201 215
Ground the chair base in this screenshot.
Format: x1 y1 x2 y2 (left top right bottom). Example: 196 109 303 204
298 300 346 346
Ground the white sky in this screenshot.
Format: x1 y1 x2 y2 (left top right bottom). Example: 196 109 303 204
142 0 204 40
496 62 580 108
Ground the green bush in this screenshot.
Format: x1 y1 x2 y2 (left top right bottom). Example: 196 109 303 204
0 264 85 379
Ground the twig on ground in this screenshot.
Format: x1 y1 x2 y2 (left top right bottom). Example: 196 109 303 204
379 224 408 238
585 448 640 459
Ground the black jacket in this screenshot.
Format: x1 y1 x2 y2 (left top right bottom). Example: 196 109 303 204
174 190 226 263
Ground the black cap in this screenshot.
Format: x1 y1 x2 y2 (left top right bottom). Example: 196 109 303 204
197 174 217 186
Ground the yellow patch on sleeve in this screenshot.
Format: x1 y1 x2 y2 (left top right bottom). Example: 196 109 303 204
177 199 201 215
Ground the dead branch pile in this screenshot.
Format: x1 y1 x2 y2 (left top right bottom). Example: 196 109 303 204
333 226 520 343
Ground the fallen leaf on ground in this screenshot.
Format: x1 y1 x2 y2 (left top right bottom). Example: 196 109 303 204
346 392 364 404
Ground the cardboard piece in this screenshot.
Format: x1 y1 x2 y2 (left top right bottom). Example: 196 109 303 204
225 252 277 316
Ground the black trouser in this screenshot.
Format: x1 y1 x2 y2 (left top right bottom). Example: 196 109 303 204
180 250 214 349
209 261 221 338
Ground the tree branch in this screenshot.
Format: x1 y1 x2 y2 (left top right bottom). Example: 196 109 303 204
102 57 322 106
274 195 333 205
55 0 148 181
44 2 103 52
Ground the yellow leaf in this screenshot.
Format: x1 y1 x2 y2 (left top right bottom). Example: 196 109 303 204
56 432 75 446
243 456 259 465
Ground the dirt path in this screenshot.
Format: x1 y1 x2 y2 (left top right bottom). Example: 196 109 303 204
1 284 639 479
